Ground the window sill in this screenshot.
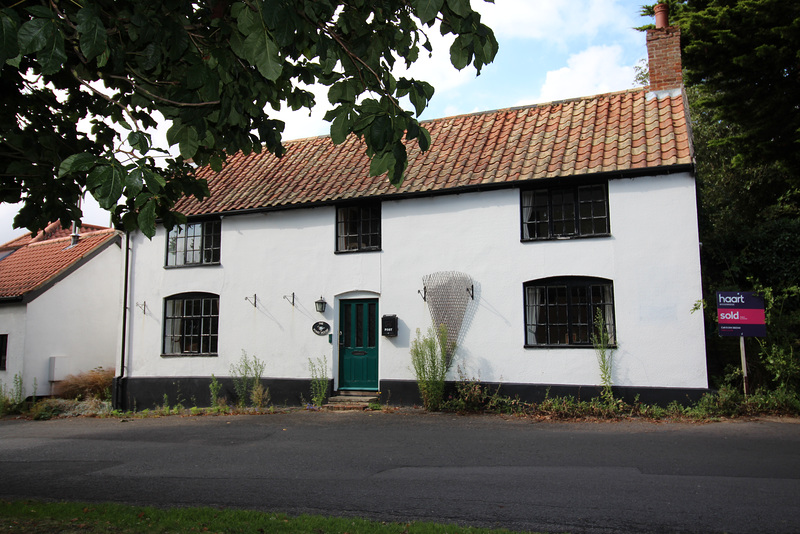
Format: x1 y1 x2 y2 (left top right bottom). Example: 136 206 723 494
334 248 382 254
521 233 611 243
524 344 617 349
161 353 219 358
164 262 221 269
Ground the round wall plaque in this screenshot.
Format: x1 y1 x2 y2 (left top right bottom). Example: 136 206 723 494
312 321 331 336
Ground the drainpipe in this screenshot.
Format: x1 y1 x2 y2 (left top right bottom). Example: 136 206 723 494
115 231 131 410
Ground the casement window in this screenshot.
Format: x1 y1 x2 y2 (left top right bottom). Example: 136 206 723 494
163 293 219 356
0 334 6 370
524 277 615 347
165 219 221 267
521 183 609 240
336 203 381 252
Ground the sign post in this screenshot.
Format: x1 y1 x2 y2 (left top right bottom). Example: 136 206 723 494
716 292 766 396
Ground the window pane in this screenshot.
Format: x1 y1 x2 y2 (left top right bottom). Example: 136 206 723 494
522 184 608 240
0 334 7 371
524 278 615 347
578 185 609 235
337 204 381 252
166 220 221 267
163 293 219 355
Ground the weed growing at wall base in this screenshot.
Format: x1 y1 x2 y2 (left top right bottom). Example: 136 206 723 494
230 350 267 409
410 325 451 411
308 356 329 408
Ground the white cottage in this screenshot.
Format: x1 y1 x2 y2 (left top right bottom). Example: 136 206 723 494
0 222 122 398
116 18 708 408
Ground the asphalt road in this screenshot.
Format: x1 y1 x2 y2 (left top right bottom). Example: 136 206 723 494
1 410 799 534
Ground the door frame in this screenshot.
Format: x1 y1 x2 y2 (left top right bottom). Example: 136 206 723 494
335 291 380 391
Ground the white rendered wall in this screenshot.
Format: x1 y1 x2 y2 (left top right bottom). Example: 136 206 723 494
125 171 707 389
0 303 27 394
22 242 123 396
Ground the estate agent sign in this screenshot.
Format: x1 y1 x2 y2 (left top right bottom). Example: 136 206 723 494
717 291 766 395
716 291 766 337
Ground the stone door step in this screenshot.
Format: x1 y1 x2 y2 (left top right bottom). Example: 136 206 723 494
324 393 379 410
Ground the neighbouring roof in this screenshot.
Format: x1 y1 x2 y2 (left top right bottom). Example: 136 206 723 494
0 227 120 301
0 221 110 252
177 87 693 217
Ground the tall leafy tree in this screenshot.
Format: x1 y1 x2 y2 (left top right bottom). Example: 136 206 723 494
640 1 800 390
642 0 800 178
0 1 498 237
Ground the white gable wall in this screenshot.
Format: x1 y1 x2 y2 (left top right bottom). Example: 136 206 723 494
125 171 707 391
0 242 122 397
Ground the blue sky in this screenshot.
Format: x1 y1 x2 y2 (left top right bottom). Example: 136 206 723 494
0 0 650 244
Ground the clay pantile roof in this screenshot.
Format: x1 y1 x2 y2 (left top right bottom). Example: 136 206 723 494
0 228 119 301
177 88 693 217
0 221 110 252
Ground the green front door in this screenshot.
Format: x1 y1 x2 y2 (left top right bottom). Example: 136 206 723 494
339 299 379 390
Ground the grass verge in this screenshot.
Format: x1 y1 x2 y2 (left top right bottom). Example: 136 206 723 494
0 500 537 534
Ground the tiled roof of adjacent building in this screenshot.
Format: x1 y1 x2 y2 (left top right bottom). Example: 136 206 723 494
176 87 692 217
0 221 110 252
0 227 120 300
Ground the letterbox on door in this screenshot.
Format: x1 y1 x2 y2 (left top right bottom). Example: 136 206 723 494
381 314 398 337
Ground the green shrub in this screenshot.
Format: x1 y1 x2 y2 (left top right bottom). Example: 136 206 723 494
410 326 450 411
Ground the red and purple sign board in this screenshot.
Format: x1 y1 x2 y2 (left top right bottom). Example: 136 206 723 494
716 291 766 337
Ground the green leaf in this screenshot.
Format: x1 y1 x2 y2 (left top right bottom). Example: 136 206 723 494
126 167 144 196
87 163 124 210
37 31 67 74
330 111 351 145
166 121 184 147
449 35 470 70
17 18 51 55
243 30 282 81
178 126 200 159
412 0 444 24
369 150 395 177
142 169 166 193
209 153 223 172
137 199 157 239
446 0 470 17
0 10 19 65
127 131 150 154
58 153 96 178
369 114 393 150
418 126 432 152
76 7 107 61
237 4 283 81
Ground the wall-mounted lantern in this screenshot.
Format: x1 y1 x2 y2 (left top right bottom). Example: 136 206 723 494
315 296 327 313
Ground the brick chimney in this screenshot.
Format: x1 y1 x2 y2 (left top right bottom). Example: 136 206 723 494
646 3 683 92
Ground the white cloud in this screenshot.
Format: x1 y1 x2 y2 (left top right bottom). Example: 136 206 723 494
479 0 640 44
519 44 635 104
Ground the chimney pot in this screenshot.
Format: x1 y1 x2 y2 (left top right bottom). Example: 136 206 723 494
654 3 669 29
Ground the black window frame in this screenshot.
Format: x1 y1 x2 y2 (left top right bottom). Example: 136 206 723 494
165 219 221 267
0 334 6 371
162 292 219 356
521 183 610 241
524 277 616 347
335 202 381 253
